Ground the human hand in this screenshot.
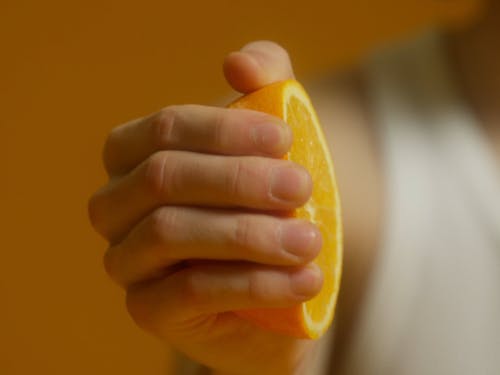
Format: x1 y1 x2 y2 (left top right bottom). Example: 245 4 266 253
88 41 323 375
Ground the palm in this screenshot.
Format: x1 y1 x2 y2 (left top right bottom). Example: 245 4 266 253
171 312 314 375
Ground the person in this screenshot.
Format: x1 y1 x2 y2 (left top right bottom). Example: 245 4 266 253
88 1 500 374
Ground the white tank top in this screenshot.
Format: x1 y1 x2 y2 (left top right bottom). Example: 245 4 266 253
341 32 500 375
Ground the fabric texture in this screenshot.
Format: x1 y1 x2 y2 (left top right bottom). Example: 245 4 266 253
341 31 500 375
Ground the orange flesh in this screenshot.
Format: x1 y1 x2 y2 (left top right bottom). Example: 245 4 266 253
229 80 342 338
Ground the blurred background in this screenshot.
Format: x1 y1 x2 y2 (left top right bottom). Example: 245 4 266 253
0 0 484 374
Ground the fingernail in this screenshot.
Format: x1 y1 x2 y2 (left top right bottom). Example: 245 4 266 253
270 167 311 204
269 166 311 203
290 264 323 298
251 123 291 154
280 221 322 259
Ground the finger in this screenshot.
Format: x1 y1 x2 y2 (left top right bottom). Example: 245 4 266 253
88 152 312 243
104 207 322 286
103 105 292 176
223 40 295 94
125 263 323 333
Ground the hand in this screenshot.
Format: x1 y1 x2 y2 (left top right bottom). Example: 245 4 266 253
88 41 323 375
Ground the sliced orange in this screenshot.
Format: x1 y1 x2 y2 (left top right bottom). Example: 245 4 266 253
228 79 343 339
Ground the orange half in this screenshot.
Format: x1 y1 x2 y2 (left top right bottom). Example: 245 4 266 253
228 79 343 339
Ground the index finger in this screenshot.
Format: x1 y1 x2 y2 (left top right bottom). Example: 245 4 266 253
103 105 292 176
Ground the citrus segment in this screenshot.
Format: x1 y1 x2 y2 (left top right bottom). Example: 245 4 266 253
228 80 343 339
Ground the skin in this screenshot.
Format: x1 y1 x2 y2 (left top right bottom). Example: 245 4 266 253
89 42 327 375
88 3 500 373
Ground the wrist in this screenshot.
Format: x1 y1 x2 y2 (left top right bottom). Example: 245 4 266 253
209 345 318 375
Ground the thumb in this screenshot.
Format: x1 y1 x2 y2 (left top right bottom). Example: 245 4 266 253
223 40 295 94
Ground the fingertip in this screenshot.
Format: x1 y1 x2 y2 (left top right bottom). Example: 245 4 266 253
269 164 313 206
280 220 323 262
250 119 293 157
290 263 324 299
223 51 263 93
223 40 295 94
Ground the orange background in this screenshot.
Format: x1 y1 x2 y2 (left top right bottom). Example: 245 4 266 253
0 1 482 374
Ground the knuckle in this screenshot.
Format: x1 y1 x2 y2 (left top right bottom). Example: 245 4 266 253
152 106 180 149
148 208 179 246
234 216 253 249
226 159 246 198
144 152 176 199
211 109 227 149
